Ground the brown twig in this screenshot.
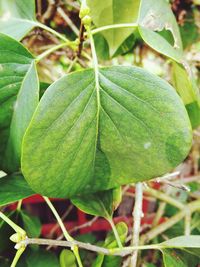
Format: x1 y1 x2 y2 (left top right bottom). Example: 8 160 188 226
77 22 85 57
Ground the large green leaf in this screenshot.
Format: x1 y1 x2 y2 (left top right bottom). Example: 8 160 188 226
0 0 37 40
22 66 192 198
172 61 200 128
0 174 34 206
71 187 121 219
0 33 39 172
138 0 183 62
87 0 140 56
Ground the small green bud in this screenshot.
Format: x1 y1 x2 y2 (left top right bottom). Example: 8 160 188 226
10 233 22 243
82 15 92 26
79 6 90 19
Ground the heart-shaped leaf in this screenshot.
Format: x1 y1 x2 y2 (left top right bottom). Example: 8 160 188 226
0 174 34 207
87 0 140 56
0 33 39 172
71 188 121 219
22 66 192 198
0 0 37 40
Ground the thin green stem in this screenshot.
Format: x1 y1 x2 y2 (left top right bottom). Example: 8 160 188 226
91 23 138 35
36 42 69 62
43 197 83 267
184 208 191 236
87 28 100 109
37 22 69 42
11 247 26 267
0 212 25 235
108 218 123 248
17 200 23 211
145 187 184 209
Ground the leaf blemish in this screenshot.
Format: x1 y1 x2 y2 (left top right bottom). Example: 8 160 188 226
144 142 151 149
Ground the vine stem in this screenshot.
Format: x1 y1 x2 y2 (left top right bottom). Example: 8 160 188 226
91 23 138 35
37 22 69 42
43 197 83 267
108 218 123 248
130 182 143 267
11 247 25 267
20 237 160 257
36 42 70 62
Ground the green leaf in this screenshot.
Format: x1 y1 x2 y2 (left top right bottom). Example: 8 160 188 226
171 61 200 128
162 249 200 267
160 235 200 248
138 0 183 62
92 222 128 267
60 250 77 267
19 210 41 238
0 174 34 207
0 0 37 40
0 33 39 172
22 66 192 198
26 249 59 267
87 0 140 56
71 188 120 219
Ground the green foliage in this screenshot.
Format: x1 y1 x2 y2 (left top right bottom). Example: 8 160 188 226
92 222 128 267
138 0 183 62
0 0 37 40
60 249 77 267
25 249 59 267
0 1 199 266
172 61 200 128
19 211 41 238
0 33 39 172
87 0 140 55
0 174 34 207
22 66 192 197
72 188 121 219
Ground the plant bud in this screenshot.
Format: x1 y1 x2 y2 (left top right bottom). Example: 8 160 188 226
79 6 90 19
10 233 22 243
82 15 92 27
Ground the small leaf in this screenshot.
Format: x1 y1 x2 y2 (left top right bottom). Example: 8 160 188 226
60 249 77 267
87 0 140 56
71 189 118 219
162 249 200 267
92 222 128 267
160 235 200 248
0 0 37 40
26 249 59 267
22 66 192 198
138 0 183 61
19 210 41 238
0 174 34 207
172 61 200 128
0 33 39 172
